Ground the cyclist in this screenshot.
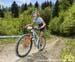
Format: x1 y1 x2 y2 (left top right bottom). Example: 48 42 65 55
26 10 46 46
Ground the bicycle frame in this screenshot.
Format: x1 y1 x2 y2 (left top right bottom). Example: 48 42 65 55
31 29 39 47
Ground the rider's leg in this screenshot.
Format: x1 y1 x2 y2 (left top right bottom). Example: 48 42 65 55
39 31 44 45
39 27 45 45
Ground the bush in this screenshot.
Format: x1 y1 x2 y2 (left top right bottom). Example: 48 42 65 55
40 7 51 28
60 4 75 36
0 18 21 35
49 13 64 35
49 3 75 36
0 8 32 35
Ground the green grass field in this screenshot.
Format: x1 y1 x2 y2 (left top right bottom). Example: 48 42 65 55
0 38 17 45
61 37 75 62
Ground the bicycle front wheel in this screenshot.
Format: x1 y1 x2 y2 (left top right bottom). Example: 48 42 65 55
16 34 32 57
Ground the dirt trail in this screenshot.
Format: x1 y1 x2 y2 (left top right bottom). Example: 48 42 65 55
0 37 64 62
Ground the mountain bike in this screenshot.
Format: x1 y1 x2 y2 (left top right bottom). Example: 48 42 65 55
16 26 46 57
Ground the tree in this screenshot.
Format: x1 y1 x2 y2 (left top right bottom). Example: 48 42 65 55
24 3 28 10
35 1 39 8
21 3 28 12
59 0 73 11
49 1 52 8
41 1 50 9
41 2 46 9
11 1 19 18
0 9 4 18
52 0 59 18
68 0 73 5
40 7 51 28
0 5 4 18
28 2 32 7
46 1 50 7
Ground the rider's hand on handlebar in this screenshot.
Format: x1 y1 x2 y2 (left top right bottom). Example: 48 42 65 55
34 26 41 30
23 24 30 29
23 25 27 29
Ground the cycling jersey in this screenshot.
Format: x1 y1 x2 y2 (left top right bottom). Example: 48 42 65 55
33 17 45 32
33 17 43 24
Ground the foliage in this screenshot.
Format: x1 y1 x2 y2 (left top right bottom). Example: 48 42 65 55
28 2 33 7
59 0 73 11
21 3 28 13
49 3 75 36
35 1 39 9
0 0 75 37
68 0 74 5
40 7 51 28
0 9 4 18
0 18 21 35
11 1 19 18
60 4 75 36
61 38 75 62
0 9 32 35
41 1 52 9
52 0 59 18
49 1 52 8
49 13 64 34
0 5 4 18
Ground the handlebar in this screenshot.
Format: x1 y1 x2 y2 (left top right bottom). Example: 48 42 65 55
23 26 40 30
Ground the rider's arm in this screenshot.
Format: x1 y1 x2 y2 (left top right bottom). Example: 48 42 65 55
26 23 34 27
40 20 46 29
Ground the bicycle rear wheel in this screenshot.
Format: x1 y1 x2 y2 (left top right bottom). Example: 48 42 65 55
16 34 32 57
38 36 46 51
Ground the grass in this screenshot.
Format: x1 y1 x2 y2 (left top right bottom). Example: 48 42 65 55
0 38 17 45
60 37 75 62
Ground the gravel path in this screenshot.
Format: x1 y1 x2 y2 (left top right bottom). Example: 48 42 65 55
0 37 64 62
